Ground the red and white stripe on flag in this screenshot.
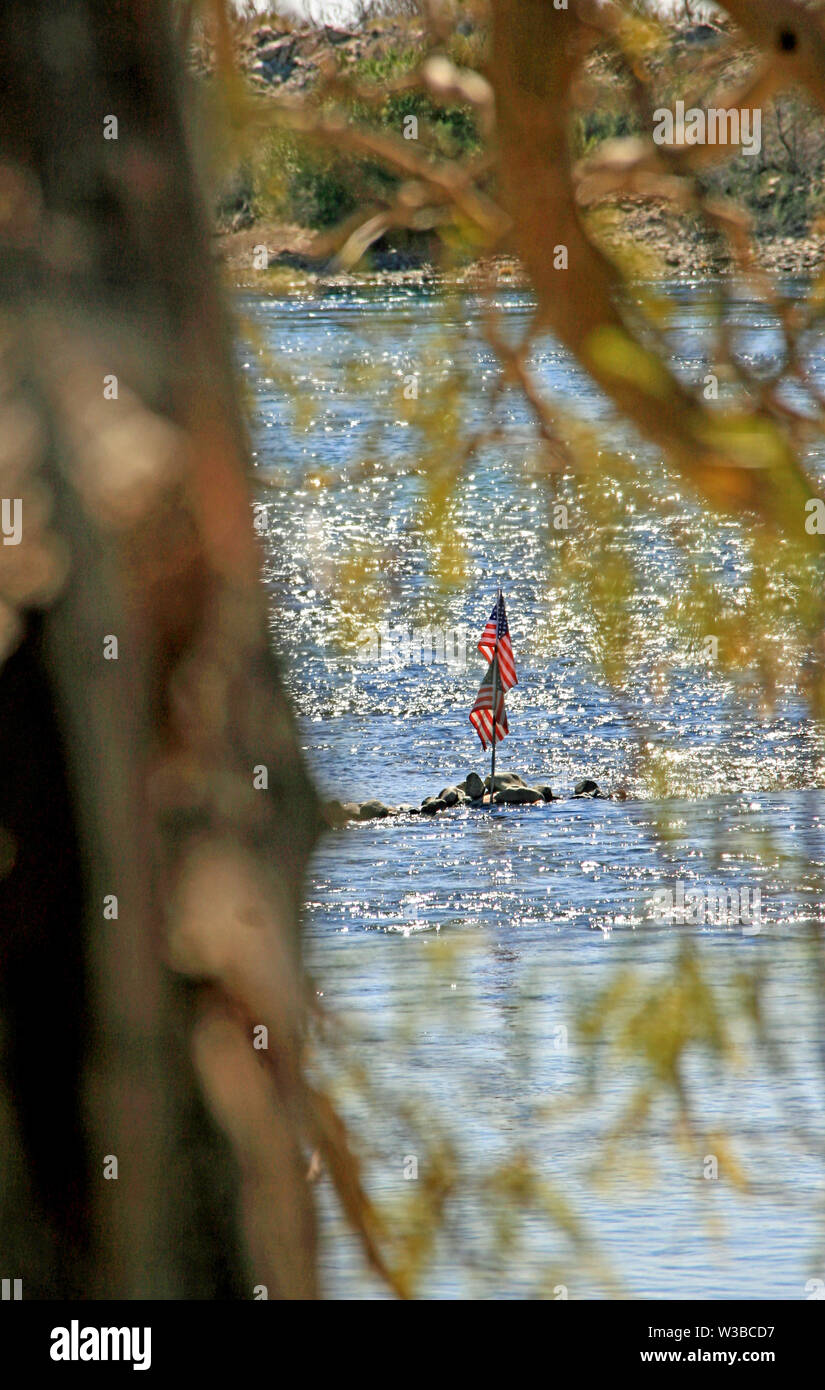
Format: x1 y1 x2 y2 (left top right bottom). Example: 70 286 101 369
477 593 517 691
469 659 509 751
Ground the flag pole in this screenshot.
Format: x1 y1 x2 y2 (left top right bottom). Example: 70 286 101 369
489 587 501 807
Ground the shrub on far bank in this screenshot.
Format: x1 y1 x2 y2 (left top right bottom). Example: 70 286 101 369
243 42 481 234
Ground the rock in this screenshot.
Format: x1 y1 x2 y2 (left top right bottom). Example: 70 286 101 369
272 249 330 273
535 785 555 802
357 800 389 820
484 771 528 791
493 786 544 805
420 798 447 815
323 799 360 826
461 772 485 800
257 37 298 82
438 786 469 806
574 778 600 797
323 26 353 45
682 23 722 46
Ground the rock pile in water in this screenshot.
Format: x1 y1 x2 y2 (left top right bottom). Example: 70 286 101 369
323 772 627 825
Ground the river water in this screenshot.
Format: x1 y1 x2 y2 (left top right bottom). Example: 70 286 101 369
242 284 825 1299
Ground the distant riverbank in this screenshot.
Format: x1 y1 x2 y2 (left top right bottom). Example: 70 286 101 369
204 12 825 294
218 209 825 294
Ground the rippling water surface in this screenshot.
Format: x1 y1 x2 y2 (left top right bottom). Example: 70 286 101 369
243 285 825 1299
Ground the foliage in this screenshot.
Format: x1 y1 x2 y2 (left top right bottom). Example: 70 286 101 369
225 0 825 1298
246 45 482 232
163 0 825 1301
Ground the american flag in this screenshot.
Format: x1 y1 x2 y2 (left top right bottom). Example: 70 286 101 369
477 592 517 691
469 659 509 750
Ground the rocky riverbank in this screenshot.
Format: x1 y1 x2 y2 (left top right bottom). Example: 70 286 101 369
206 13 825 291
323 772 627 826
219 221 825 294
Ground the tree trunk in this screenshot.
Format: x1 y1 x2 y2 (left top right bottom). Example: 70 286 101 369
0 0 320 1298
